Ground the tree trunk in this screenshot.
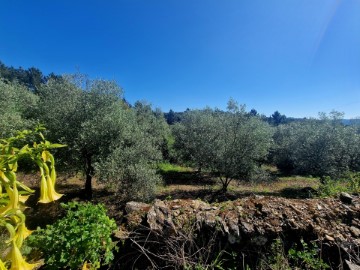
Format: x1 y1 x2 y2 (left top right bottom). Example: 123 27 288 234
84 153 94 200
220 177 231 193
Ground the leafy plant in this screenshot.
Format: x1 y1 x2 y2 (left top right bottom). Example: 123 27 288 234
27 202 117 270
317 177 348 197
288 239 329 270
317 173 360 197
259 238 291 270
347 172 360 193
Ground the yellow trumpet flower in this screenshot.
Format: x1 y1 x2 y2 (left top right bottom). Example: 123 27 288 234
18 195 29 204
46 175 63 201
15 222 32 248
8 241 39 270
50 167 56 186
0 183 19 215
38 175 51 204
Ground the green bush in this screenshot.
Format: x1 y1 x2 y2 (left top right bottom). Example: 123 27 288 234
27 202 117 269
318 173 360 198
288 239 329 270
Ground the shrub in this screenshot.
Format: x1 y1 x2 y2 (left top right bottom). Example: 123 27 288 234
317 173 360 198
288 239 329 270
27 202 117 269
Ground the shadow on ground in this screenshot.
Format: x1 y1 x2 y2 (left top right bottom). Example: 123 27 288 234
158 170 216 186
157 185 317 203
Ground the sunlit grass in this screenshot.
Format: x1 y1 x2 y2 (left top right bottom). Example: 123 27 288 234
157 162 193 173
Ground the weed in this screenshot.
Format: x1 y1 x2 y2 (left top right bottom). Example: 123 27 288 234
317 172 360 198
288 239 329 270
259 238 291 270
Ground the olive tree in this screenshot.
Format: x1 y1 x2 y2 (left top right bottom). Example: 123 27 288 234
212 101 273 190
0 79 38 137
272 112 360 178
133 101 172 159
173 100 274 191
36 77 165 199
94 106 163 201
172 108 221 171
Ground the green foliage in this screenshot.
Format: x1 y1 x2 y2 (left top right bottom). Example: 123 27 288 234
172 99 274 190
0 128 64 269
272 112 360 178
36 76 166 198
269 111 287 126
0 61 51 91
157 162 192 173
259 238 291 270
318 173 360 197
347 172 360 193
288 239 329 270
259 239 329 270
0 79 38 137
317 177 348 197
96 144 162 201
27 202 117 270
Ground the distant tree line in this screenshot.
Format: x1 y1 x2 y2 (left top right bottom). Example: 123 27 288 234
1 61 360 198
0 61 61 92
165 108 303 126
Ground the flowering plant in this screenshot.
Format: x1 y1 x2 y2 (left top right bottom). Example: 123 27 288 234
0 127 65 269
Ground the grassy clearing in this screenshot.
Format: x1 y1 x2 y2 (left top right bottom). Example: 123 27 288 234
155 164 321 201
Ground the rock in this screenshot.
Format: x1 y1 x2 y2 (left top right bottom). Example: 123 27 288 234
204 211 217 227
340 192 353 204
325 235 335 241
345 260 360 270
123 195 360 264
147 200 176 232
201 206 212 211
171 205 181 210
241 221 254 233
125 201 150 214
349 226 360 238
173 210 181 217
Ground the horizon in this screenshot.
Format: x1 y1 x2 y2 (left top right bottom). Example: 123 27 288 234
1 1 359 118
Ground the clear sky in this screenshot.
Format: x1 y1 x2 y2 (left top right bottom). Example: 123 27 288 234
1 0 359 118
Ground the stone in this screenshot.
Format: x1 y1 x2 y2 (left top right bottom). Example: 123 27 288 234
345 260 360 270
325 235 335 241
125 201 150 214
349 226 360 238
241 221 254 233
340 192 353 204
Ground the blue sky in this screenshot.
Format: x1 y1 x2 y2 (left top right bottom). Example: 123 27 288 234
1 0 359 118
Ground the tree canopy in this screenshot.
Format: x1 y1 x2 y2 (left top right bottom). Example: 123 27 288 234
173 100 274 191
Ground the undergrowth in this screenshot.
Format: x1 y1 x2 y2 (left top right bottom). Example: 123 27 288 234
318 173 360 197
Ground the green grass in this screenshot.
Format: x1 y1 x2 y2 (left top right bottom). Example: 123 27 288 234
157 162 193 173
